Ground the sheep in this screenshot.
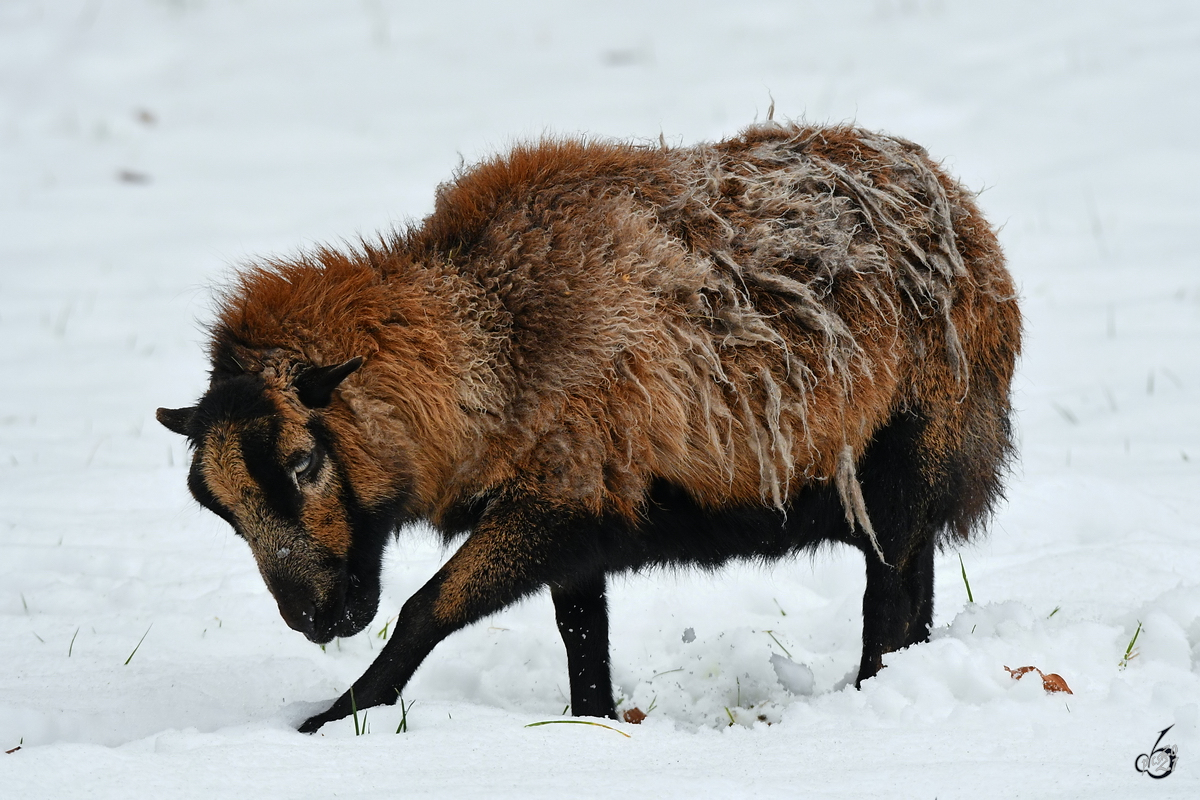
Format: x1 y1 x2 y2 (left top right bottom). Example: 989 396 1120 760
157 122 1021 732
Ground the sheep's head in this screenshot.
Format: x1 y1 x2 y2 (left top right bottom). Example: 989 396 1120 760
158 357 396 644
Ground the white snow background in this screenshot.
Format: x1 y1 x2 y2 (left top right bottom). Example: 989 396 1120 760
2 1 1198 797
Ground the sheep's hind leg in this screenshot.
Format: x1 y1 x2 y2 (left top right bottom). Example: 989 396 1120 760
902 535 936 648
857 557 909 685
849 410 938 686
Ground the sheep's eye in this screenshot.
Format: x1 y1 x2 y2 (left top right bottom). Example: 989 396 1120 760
290 450 320 484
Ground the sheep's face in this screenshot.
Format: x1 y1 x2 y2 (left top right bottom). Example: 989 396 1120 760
157 358 387 644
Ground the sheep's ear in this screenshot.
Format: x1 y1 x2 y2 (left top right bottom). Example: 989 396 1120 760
294 357 365 409
157 406 196 436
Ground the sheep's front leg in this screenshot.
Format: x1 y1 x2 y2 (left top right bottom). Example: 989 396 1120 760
299 493 589 733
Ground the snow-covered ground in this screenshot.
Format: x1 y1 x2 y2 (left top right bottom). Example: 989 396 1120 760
2 1 1198 797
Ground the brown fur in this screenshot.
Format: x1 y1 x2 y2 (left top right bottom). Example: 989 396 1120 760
212 123 1019 542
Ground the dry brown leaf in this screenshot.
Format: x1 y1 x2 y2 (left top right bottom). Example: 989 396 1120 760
1003 665 1072 694
622 707 647 725
1040 672 1073 694
1004 665 1038 679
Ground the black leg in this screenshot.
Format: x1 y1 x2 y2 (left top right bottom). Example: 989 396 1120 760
856 555 910 686
299 492 593 733
845 409 944 686
551 574 616 719
902 535 936 648
855 531 937 686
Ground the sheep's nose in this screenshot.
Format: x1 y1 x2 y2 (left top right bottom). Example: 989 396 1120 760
269 578 319 640
277 597 318 639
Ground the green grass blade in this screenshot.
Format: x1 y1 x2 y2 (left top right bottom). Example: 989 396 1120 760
124 624 152 665
395 696 413 734
1120 620 1142 669
524 720 630 738
764 629 792 658
958 554 974 604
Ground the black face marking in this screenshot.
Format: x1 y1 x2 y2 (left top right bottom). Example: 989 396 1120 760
239 417 304 522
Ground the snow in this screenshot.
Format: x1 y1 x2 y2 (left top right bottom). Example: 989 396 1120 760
2 0 1199 796
770 653 815 697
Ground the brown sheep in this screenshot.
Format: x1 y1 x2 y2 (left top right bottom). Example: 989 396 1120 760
157 122 1021 732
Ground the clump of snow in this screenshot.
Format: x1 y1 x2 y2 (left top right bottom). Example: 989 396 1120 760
770 653 815 696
